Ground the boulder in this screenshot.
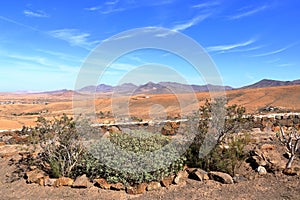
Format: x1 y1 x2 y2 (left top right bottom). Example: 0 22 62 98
126 183 147 195
54 177 74 187
233 175 248 183
25 169 46 184
94 178 111 189
146 181 161 191
250 144 286 172
44 176 57 186
0 144 28 158
208 171 233 184
72 174 92 188
109 126 121 134
283 167 300 176
188 169 209 181
126 186 137 195
257 166 267 175
161 175 174 187
173 170 188 184
110 182 125 190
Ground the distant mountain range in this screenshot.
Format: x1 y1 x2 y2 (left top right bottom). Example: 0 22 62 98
78 81 234 95
19 78 300 95
240 79 300 89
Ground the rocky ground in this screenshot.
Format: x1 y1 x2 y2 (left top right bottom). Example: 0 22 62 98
0 129 300 200
0 156 299 200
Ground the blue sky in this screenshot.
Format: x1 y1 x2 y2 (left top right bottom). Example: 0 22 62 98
0 0 299 92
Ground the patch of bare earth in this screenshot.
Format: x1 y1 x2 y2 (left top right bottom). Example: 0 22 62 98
0 156 299 200
1 128 300 200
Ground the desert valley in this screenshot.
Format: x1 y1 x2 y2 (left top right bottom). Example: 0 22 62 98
1 79 300 130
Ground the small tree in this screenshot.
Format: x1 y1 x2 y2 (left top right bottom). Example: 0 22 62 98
186 98 253 176
278 126 300 169
25 114 86 178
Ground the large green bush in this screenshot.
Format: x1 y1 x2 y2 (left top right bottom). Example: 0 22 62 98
87 130 186 185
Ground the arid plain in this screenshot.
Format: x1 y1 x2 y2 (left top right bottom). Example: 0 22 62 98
1 84 300 130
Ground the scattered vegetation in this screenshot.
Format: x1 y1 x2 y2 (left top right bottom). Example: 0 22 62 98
186 98 253 176
21 115 184 185
277 125 300 168
24 114 85 178
16 98 257 184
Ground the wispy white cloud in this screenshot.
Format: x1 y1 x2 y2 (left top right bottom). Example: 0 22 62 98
192 1 220 9
23 10 49 18
0 16 98 51
277 63 295 67
1 51 79 74
48 29 99 50
105 0 119 5
207 39 256 52
7 54 48 66
228 5 268 20
225 45 264 53
85 6 102 11
85 0 124 14
152 13 211 38
85 5 124 14
109 62 137 71
265 58 281 63
251 45 293 57
172 14 210 32
36 49 83 63
85 0 175 14
0 15 42 32
101 7 125 14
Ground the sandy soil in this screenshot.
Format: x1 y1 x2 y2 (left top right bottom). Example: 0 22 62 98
0 156 299 200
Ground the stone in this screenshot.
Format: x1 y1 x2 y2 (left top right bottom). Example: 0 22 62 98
110 182 125 190
208 171 234 184
250 144 286 171
126 186 137 195
136 183 147 194
161 175 174 187
44 176 57 186
189 169 209 181
94 178 111 190
54 177 74 187
0 144 27 158
233 175 248 183
72 174 92 188
25 169 46 184
185 168 197 174
29 165 37 170
146 181 161 191
252 155 267 166
252 128 262 133
109 126 121 134
173 171 188 184
0 142 5 146
126 183 147 195
283 167 300 176
257 166 267 175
